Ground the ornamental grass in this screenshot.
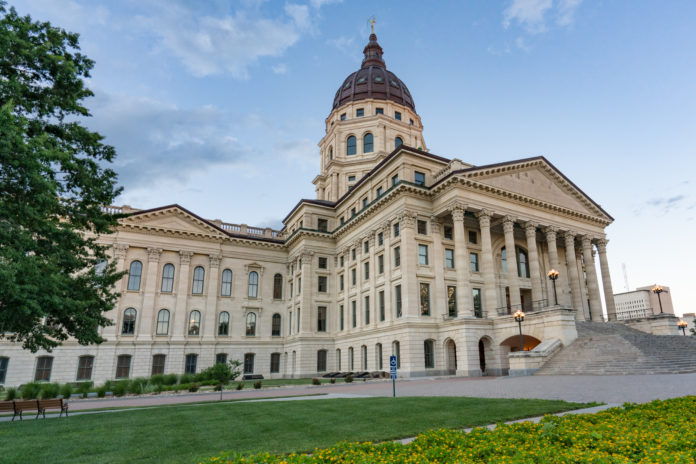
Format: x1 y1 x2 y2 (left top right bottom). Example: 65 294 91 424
202 396 696 463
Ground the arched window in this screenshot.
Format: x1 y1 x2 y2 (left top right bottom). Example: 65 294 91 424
336 349 341 371
317 349 327 372
218 311 230 336
329 146 333 160
221 269 232 296
395 136 403 148
248 271 259 298
272 313 281 336
188 310 201 336
273 273 283 299
518 248 530 278
127 260 142 291
376 343 383 370
361 345 368 370
76 356 94 381
501 247 508 273
152 354 166 375
161 263 175 293
115 355 131 379
363 133 374 153
346 135 357 156
35 356 53 381
122 308 136 335
392 341 401 368
0 357 8 384
244 353 255 373
192 266 205 294
246 312 256 336
424 339 434 368
348 347 354 370
156 309 170 335
185 354 198 374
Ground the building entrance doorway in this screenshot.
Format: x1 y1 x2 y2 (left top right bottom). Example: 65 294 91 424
445 339 457 374
478 339 486 373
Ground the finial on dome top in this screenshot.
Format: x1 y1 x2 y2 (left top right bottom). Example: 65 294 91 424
361 18 385 69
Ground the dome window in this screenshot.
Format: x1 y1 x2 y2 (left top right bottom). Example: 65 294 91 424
356 108 364 117
343 81 352 89
363 133 374 153
340 113 346 121
390 80 399 88
395 111 402 121
395 137 403 148
357 77 366 84
374 76 383 83
347 136 357 156
375 108 384 115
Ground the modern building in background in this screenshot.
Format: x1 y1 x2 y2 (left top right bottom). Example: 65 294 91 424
0 34 621 387
614 285 675 320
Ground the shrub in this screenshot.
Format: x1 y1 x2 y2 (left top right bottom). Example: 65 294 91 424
150 374 165 386
5 387 18 401
97 386 107 398
188 383 200 392
154 384 164 394
345 375 353 383
179 373 194 384
330 378 336 384
235 382 244 390
112 380 129 397
77 381 93 397
127 380 143 395
21 382 42 400
40 383 61 399
163 374 178 386
311 378 321 386
102 380 113 391
253 381 262 389
59 383 73 399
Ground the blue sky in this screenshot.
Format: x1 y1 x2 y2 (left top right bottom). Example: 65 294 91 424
10 0 696 316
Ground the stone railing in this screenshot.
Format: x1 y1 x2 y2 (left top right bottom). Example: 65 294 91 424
215 221 282 240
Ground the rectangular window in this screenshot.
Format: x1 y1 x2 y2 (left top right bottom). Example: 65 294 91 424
340 255 345 267
270 353 280 373
376 107 384 114
364 296 370 324
76 356 94 381
377 344 383 370
35 356 53 382
447 286 457 317
417 219 427 235
318 257 328 269
351 248 356 260
410 118 414 125
351 268 356 286
152 354 166 375
395 285 402 318
424 340 434 368
244 353 255 374
364 261 369 280
115 355 130 379
348 175 356 182
362 197 368 208
378 254 384 274
340 113 346 121
339 305 344 331
379 290 385 321
444 225 453 240
339 274 344 291
393 222 400 237
364 240 369 253
445 248 455 268
470 252 479 272
317 218 328 232
414 171 426 186
473 288 483 318
361 346 367 370
377 232 383 246
318 275 328 292
289 311 292 335
394 246 401 267
468 230 478 244
297 308 301 332
272 315 281 336
349 348 354 370
376 186 383 197
185 354 198 374
351 207 356 217
317 306 327 332
395 111 401 120
418 244 429 265
351 301 357 328
317 350 327 372
0 357 8 384
216 353 228 365
356 108 364 117
420 282 431 315
391 174 399 186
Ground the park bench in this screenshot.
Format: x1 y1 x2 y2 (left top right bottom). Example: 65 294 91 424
13 400 41 420
37 398 69 418
1 400 15 419
242 374 264 380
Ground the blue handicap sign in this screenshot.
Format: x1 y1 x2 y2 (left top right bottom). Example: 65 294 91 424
389 355 397 379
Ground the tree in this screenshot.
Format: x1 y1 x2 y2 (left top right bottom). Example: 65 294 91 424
0 2 122 352
205 360 243 400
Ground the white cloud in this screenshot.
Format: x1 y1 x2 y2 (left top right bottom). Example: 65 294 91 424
557 0 584 26
503 0 583 34
515 37 531 52
309 0 343 9
272 64 288 74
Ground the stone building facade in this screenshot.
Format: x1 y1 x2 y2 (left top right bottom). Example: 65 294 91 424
0 33 619 387
614 285 675 320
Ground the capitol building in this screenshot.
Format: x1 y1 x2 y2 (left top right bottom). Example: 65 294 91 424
0 33 619 386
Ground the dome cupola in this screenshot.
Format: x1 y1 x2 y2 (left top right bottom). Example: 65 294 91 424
332 33 415 111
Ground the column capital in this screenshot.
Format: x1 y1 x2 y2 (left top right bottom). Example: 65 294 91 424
300 250 315 262
399 210 418 229
502 215 516 233
147 247 163 262
596 238 609 253
208 253 222 268
476 209 492 228
561 230 576 242
179 250 194 265
523 222 538 238
581 235 593 250
448 201 468 222
451 208 465 222
543 225 559 237
113 243 129 259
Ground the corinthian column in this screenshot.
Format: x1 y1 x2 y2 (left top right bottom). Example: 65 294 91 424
203 254 221 337
477 210 497 317
596 239 617 321
452 206 472 317
137 247 162 340
562 233 584 314
502 216 521 308
582 236 604 321
524 223 543 307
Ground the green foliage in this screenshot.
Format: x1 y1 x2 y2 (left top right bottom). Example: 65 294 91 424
0 2 122 353
76 381 92 397
179 373 194 385
235 382 244 390
162 374 178 386
39 382 61 399
253 381 262 389
188 383 199 392
330 378 336 384
149 374 165 386
96 386 107 398
21 382 41 399
59 383 73 398
344 374 353 383
311 378 321 385
112 380 129 397
5 387 17 400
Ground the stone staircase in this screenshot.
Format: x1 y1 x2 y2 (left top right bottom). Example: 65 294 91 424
535 321 696 375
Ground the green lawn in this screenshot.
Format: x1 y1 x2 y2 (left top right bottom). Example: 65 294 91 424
0 397 593 464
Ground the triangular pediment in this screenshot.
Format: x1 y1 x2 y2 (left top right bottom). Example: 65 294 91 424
119 205 228 238
461 158 612 221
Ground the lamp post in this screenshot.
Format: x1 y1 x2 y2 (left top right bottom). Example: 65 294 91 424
677 319 688 336
547 269 559 306
651 285 665 314
513 310 525 352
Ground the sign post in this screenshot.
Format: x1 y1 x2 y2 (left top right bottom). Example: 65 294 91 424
389 355 397 398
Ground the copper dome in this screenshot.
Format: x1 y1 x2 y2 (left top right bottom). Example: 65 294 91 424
332 33 415 112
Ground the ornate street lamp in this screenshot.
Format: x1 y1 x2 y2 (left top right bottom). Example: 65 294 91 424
651 285 665 314
677 319 688 336
547 269 559 306
513 310 525 352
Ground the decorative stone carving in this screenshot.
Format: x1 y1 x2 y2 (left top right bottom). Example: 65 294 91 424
179 250 194 265
113 243 129 259
596 238 609 253
429 216 441 233
147 247 163 262
524 222 538 239
502 215 516 233
451 208 465 222
400 210 418 229
208 254 222 268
